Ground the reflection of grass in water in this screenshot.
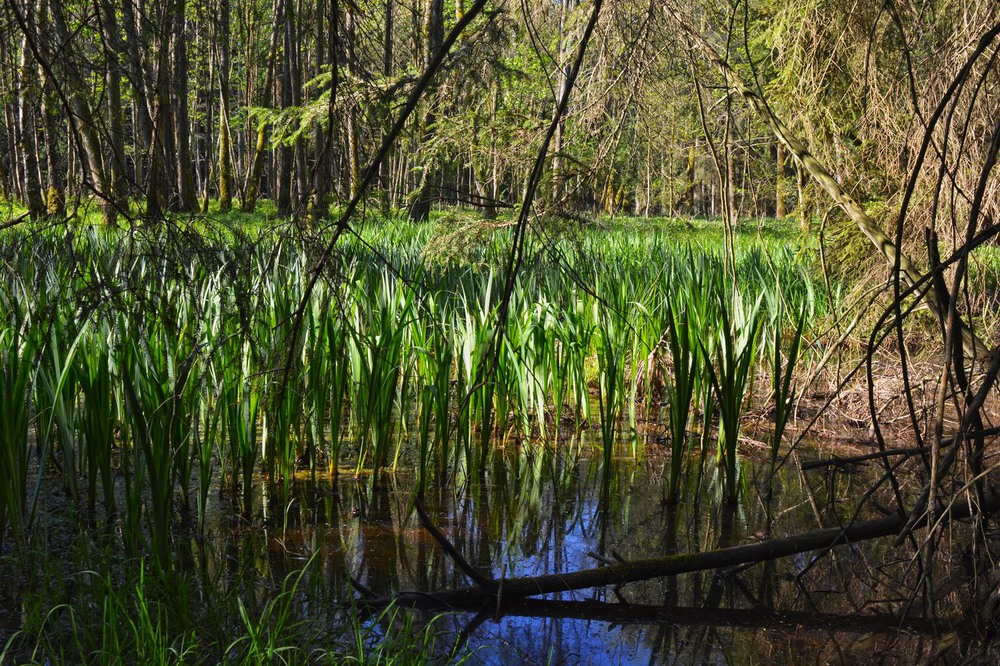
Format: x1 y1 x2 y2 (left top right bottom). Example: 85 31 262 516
0 213 832 660
2 443 926 664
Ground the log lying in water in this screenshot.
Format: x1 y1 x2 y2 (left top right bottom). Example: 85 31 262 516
799 446 928 470
375 493 1000 608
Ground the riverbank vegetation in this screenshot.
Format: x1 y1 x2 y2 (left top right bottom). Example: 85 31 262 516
0 215 825 659
2 0 1000 663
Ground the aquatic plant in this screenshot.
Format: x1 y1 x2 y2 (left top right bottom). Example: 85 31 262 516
663 300 701 505
0 216 829 573
704 291 765 506
0 324 35 555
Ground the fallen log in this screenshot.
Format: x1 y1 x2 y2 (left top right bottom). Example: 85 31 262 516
799 445 928 471
376 493 1000 607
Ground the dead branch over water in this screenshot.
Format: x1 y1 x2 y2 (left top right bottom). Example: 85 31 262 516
368 493 1000 608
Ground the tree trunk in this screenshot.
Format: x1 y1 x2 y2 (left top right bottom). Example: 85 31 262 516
173 1 198 212
308 0 336 220
408 0 444 222
377 0 393 208
345 6 360 199
121 0 153 186
17 24 45 219
146 2 178 218
39 73 64 216
217 0 234 211
35 0 62 216
43 3 114 223
551 1 569 205
97 0 128 221
241 0 285 213
199 16 214 213
276 0 294 215
775 141 785 218
13 0 108 220
289 12 306 212
1 79 17 201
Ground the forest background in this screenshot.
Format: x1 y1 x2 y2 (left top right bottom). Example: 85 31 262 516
2 0 995 246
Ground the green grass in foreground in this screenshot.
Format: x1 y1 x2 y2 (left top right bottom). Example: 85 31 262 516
1 550 466 664
0 208 831 662
0 209 831 530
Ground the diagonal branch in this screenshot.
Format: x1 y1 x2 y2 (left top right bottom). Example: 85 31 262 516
375 493 1000 607
414 496 497 593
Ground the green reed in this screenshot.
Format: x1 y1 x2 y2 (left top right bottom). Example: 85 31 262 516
663 299 701 505
0 216 828 574
594 281 629 484
704 291 765 506
218 337 262 520
79 327 118 518
0 324 36 555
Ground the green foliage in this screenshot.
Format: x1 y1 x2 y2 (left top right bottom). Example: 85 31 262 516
0 212 833 663
663 299 700 505
419 211 508 267
704 292 765 506
3 549 468 664
0 214 828 570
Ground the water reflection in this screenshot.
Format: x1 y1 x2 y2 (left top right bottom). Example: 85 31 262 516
192 440 970 664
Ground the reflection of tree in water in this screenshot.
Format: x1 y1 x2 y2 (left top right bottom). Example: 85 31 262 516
189 439 982 663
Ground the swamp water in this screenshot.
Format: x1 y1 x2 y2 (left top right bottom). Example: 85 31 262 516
177 436 969 665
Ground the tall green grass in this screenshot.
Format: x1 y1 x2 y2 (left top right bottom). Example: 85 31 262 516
704 292 764 506
0 325 35 556
0 216 828 574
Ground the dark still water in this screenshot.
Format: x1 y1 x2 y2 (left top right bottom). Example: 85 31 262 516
191 439 976 664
